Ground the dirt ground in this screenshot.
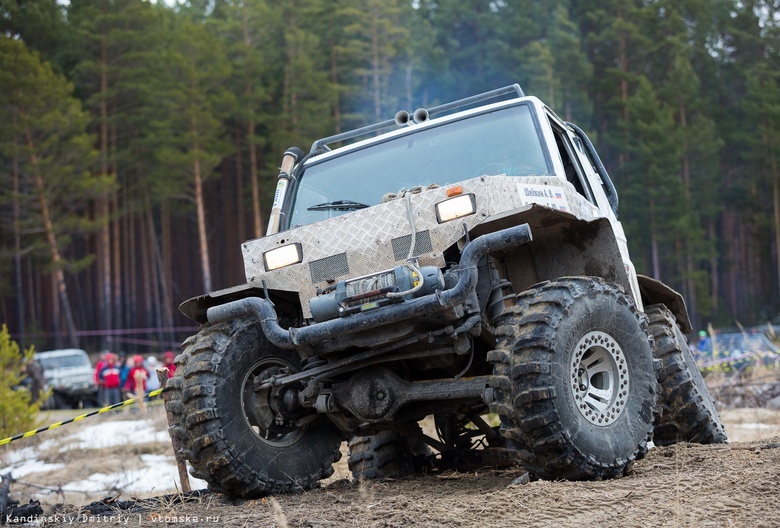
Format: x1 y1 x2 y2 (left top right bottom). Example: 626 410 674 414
3 405 779 528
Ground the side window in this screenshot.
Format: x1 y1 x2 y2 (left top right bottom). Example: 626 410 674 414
573 135 613 204
549 118 595 204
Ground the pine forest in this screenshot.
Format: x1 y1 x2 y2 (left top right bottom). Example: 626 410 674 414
1 0 779 353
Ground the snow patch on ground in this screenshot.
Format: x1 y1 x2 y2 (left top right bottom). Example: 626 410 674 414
1 415 205 497
64 455 206 494
733 422 774 430
62 419 171 450
1 459 65 478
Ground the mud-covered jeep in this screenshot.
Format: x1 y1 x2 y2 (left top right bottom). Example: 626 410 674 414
169 84 726 498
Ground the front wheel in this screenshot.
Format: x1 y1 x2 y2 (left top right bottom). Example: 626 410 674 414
166 318 342 498
488 278 658 480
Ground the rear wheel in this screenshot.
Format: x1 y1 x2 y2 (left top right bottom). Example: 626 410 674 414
433 411 516 471
646 305 728 446
347 429 431 480
167 317 342 498
488 278 658 480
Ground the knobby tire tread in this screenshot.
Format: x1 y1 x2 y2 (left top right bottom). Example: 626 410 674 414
487 277 658 480
645 304 728 446
166 318 342 498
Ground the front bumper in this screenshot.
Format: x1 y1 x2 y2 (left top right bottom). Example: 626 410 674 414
207 223 532 349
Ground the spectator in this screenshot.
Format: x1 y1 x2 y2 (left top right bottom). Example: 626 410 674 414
697 330 712 356
94 351 108 408
125 354 148 397
118 353 130 389
99 353 122 405
145 356 161 391
25 358 45 404
163 351 176 378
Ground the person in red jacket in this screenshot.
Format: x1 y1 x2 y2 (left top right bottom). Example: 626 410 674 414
94 351 108 406
163 351 176 378
99 353 122 405
125 354 148 397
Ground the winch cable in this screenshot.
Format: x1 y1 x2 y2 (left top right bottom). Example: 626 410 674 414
388 194 424 299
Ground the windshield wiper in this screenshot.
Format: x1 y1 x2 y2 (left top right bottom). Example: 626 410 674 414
307 200 370 211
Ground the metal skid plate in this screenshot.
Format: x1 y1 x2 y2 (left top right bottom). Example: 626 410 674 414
243 175 602 318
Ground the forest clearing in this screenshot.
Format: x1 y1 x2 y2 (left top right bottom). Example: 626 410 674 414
3 1 780 526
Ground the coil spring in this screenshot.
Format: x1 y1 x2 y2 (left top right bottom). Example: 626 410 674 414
487 278 515 324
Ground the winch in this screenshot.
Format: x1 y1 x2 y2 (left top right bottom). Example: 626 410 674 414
309 263 444 322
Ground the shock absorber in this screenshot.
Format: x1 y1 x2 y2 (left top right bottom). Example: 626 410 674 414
485 258 515 324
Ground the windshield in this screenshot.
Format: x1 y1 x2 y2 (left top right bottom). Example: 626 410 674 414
39 354 90 370
287 104 551 227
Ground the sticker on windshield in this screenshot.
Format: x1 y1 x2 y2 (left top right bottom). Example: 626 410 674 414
516 183 570 212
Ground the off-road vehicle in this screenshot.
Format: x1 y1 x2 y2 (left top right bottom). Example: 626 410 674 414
168 84 726 497
34 349 98 409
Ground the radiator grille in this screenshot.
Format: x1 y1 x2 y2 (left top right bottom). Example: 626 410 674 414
391 230 433 261
309 253 349 283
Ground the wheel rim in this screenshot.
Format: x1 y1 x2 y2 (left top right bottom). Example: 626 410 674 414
570 330 629 426
241 358 307 447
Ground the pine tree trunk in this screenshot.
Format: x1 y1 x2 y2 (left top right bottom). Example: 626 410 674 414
98 33 112 342
618 19 629 169
140 211 153 328
235 129 246 244
650 198 660 279
192 114 212 293
679 104 696 322
161 200 173 325
26 258 37 338
147 194 174 340
128 207 138 330
248 117 264 238
11 122 25 343
146 202 164 343
771 141 780 306
50 273 61 349
111 123 122 337
26 132 78 348
709 219 719 313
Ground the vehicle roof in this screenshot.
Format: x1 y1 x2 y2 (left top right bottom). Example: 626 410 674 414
34 348 89 358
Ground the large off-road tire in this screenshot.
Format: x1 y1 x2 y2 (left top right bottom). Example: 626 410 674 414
646 304 728 446
488 277 658 480
166 317 342 498
347 429 431 480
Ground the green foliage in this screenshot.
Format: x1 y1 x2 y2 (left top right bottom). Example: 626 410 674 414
0 324 41 439
152 16 234 187
0 36 109 268
0 0 67 66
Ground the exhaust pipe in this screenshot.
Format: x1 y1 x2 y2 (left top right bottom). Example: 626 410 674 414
413 107 429 123
394 110 410 127
266 146 303 236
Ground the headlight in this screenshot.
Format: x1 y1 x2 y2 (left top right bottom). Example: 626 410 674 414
263 243 303 271
435 193 476 223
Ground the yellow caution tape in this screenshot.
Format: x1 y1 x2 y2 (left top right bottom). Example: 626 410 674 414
0 388 164 447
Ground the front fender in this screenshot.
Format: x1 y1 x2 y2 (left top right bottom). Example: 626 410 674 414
180 283 299 325
636 274 692 333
